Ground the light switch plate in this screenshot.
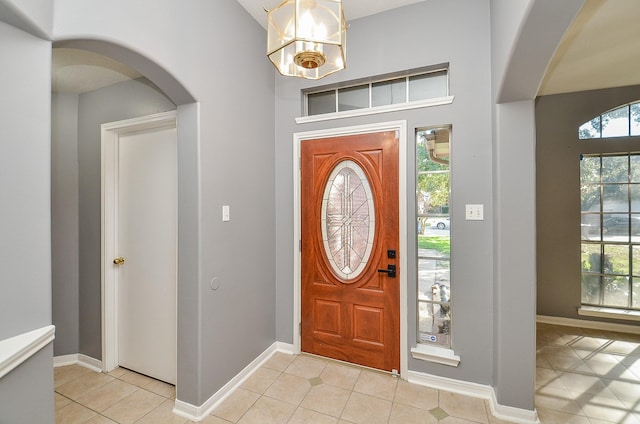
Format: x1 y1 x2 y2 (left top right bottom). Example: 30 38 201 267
222 205 230 222
466 204 484 221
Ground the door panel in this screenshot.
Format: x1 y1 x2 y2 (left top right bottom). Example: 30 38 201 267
117 126 177 384
301 131 399 372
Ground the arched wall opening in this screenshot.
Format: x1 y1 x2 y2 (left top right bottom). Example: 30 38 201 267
50 38 201 404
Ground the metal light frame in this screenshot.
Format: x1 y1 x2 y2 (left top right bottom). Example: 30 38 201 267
266 0 346 80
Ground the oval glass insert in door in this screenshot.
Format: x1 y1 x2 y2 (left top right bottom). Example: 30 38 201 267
321 160 375 281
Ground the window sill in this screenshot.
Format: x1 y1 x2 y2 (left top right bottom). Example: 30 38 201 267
579 306 640 322
295 96 455 124
411 344 460 367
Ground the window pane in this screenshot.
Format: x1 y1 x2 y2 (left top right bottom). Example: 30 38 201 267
603 244 629 275
631 103 640 136
602 186 628 212
581 185 600 212
631 155 640 182
418 301 451 346
581 274 601 304
633 246 640 277
631 186 640 212
409 71 447 102
603 275 629 307
582 243 601 273
632 214 640 243
580 156 600 183
579 117 601 139
581 214 600 241
372 78 406 107
633 278 640 308
603 214 629 241
602 106 630 138
338 85 369 112
307 90 336 115
602 156 628 182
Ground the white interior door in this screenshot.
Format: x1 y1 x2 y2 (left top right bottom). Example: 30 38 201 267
116 124 177 384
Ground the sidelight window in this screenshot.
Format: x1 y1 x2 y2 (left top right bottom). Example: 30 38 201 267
416 126 451 348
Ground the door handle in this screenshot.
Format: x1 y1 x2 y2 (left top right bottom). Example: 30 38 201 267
377 264 396 278
113 257 125 265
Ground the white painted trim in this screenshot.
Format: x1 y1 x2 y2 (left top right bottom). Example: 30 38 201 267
172 342 292 422
292 121 408 378
295 96 455 124
407 370 539 424
53 354 102 373
537 314 640 335
0 325 55 379
578 306 640 322
101 111 178 375
410 344 460 367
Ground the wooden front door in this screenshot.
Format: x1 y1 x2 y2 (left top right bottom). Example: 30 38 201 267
301 130 399 372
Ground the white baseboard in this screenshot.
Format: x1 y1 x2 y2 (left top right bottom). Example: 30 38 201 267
53 354 102 373
172 342 295 422
537 314 640 335
407 370 539 424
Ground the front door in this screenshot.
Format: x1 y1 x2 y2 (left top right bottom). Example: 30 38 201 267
301 130 399 372
116 123 177 384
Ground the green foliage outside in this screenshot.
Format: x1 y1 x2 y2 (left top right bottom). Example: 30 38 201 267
418 235 450 255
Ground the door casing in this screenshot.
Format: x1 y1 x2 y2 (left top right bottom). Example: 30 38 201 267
293 120 408 378
101 111 178 375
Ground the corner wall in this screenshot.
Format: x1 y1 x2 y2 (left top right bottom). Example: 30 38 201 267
0 19 54 424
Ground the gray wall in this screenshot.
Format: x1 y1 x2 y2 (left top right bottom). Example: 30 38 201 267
0 18 54 424
489 0 583 409
0 345 55 424
75 78 176 359
53 0 276 406
275 0 495 385
51 92 79 355
536 85 640 321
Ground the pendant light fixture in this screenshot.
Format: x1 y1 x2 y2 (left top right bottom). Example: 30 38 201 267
266 0 346 79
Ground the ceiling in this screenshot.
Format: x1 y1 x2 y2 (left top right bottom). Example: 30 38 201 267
52 0 640 97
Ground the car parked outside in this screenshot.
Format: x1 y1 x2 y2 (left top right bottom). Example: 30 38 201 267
426 217 450 230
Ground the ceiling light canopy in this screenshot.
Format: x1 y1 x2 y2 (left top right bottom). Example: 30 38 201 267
266 0 346 79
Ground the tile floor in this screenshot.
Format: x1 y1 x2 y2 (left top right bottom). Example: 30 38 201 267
54 323 640 423
536 323 640 423
55 354 507 424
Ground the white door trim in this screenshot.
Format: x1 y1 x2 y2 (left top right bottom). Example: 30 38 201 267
101 110 177 373
292 120 408 378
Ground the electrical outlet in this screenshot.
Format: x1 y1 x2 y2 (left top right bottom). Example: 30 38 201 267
466 204 484 221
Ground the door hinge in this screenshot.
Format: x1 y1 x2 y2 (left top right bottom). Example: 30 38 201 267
299 239 302 252
299 322 302 336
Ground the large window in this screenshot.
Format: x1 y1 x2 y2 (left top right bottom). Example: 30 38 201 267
581 153 640 309
416 126 451 347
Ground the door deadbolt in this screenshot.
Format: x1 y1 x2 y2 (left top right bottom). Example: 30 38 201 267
113 257 125 265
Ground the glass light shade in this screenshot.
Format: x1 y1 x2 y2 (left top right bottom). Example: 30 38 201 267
267 0 346 79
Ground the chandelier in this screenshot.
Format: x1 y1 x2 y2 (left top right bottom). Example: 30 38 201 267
266 0 346 79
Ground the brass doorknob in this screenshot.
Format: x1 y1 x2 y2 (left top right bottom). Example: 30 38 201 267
113 257 125 265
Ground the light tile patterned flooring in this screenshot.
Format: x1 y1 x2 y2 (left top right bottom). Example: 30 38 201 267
54 323 640 423
536 323 640 423
55 354 507 424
